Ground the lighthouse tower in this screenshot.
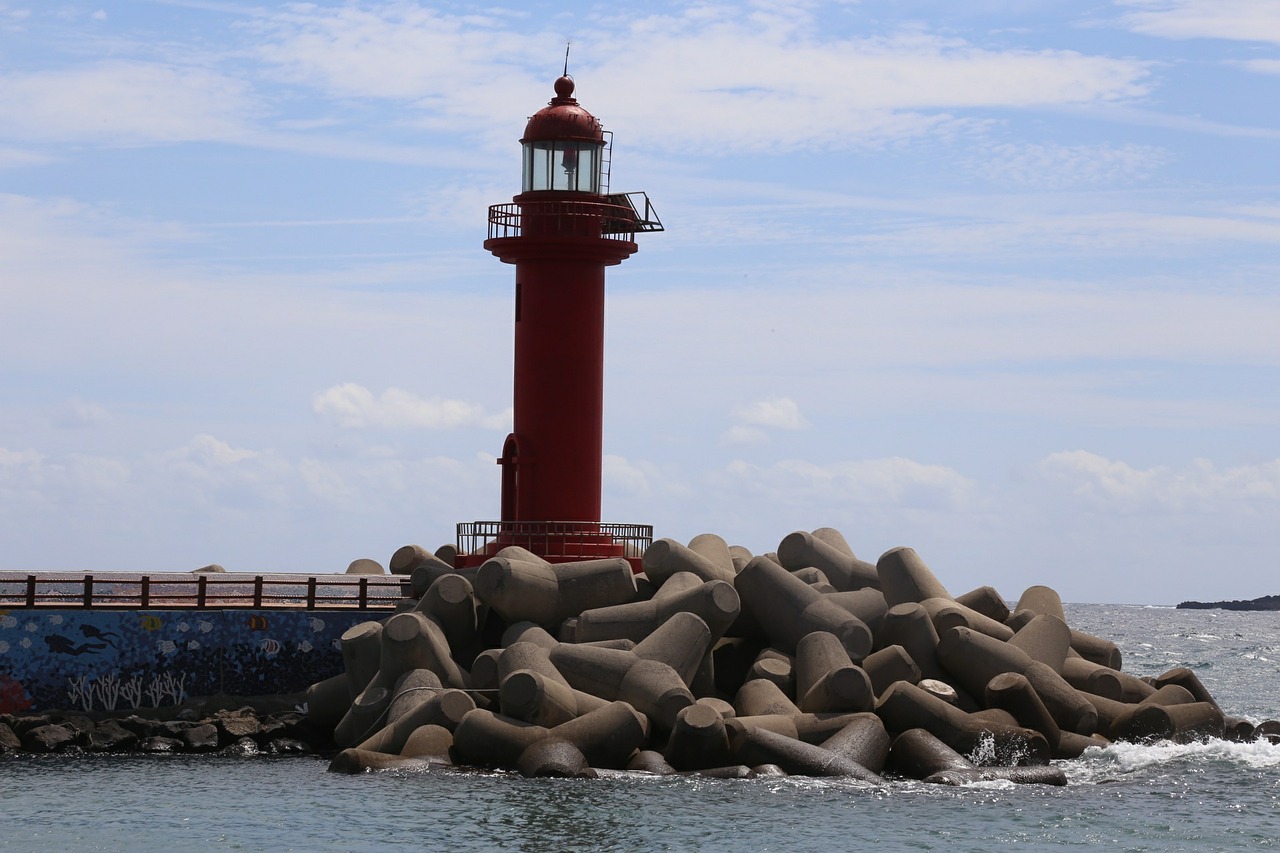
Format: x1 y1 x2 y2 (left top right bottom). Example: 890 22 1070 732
458 75 661 568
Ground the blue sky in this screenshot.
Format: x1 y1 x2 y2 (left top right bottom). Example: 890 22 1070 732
2 0 1278 604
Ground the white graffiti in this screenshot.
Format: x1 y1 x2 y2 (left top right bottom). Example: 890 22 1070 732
156 639 177 655
296 640 313 653
307 617 326 634
0 615 17 628
187 640 201 650
48 614 63 625
196 620 213 634
0 640 8 653
65 672 173 712
19 637 31 649
145 672 187 708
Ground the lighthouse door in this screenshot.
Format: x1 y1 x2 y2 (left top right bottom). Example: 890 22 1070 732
499 434 520 522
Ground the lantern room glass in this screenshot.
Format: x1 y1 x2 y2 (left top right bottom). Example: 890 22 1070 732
523 141 602 193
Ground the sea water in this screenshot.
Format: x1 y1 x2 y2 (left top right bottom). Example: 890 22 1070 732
2 605 1278 852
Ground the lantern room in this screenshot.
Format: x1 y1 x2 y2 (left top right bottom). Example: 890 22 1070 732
521 75 606 194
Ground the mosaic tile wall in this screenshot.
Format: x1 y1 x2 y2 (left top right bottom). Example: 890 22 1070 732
0 608 379 713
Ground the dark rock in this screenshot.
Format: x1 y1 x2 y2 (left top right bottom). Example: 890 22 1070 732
182 723 221 751
1176 594 1280 611
10 714 54 738
0 722 21 753
158 720 195 739
116 715 159 738
22 723 76 753
214 712 263 745
219 737 260 757
265 737 310 755
86 720 138 752
139 736 184 753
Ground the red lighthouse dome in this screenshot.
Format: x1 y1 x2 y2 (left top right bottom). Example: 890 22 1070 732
520 76 607 195
522 76 605 144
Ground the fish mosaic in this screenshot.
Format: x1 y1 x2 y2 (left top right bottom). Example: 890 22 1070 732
0 609 374 712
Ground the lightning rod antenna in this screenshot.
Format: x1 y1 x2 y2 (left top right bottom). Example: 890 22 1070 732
564 42 571 77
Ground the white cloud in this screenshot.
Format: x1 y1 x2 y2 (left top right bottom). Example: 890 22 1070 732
968 141 1174 189
54 399 112 429
1118 0 1280 45
313 383 502 430
1242 59 1280 75
0 61 255 144
245 3 1151 153
0 145 52 168
1036 450 1280 513
723 425 770 446
722 396 808 444
717 456 977 511
736 396 809 430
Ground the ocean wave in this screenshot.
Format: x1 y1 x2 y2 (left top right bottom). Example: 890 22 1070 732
1071 738 1280 782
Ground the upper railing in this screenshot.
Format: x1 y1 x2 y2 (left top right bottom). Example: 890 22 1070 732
488 199 635 241
456 520 652 567
0 572 408 611
487 193 662 242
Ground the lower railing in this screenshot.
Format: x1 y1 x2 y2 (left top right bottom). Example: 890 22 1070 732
0 572 408 611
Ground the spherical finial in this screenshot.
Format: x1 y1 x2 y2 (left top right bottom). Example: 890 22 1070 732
553 75 575 99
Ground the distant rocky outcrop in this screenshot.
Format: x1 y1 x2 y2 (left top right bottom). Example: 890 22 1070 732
1176 595 1280 611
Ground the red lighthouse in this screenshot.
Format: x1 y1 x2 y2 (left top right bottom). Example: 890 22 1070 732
458 75 661 568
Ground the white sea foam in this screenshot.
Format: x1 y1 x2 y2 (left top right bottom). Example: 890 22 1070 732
1075 738 1280 780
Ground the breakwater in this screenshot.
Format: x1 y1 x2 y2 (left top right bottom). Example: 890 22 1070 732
0 572 404 714
309 533 1280 783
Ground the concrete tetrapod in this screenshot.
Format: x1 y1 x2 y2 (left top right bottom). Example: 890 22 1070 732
819 713 891 774
664 703 732 770
888 728 1066 786
474 556 637 627
333 611 467 748
734 678 803 717
862 645 922 698
414 573 481 669
919 597 1014 642
953 586 1011 623
642 538 736 586
686 533 738 579
1008 613 1072 673
574 578 739 645
984 671 1061 751
549 643 695 730
776 531 879 592
357 685 476 755
875 681 1051 764
497 641 605 725
875 547 951 607
735 556 873 660
794 631 875 714
731 726 881 780
826 588 889 637
876 603 948 684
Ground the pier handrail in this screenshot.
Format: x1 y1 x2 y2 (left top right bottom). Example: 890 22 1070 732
0 572 408 611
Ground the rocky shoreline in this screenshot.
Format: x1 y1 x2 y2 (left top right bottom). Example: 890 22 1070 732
1176 594 1280 611
0 694 332 757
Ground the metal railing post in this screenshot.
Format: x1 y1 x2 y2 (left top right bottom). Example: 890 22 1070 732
141 576 150 608
197 574 207 609
306 577 317 609
253 576 263 608
26 575 36 607
83 575 93 608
